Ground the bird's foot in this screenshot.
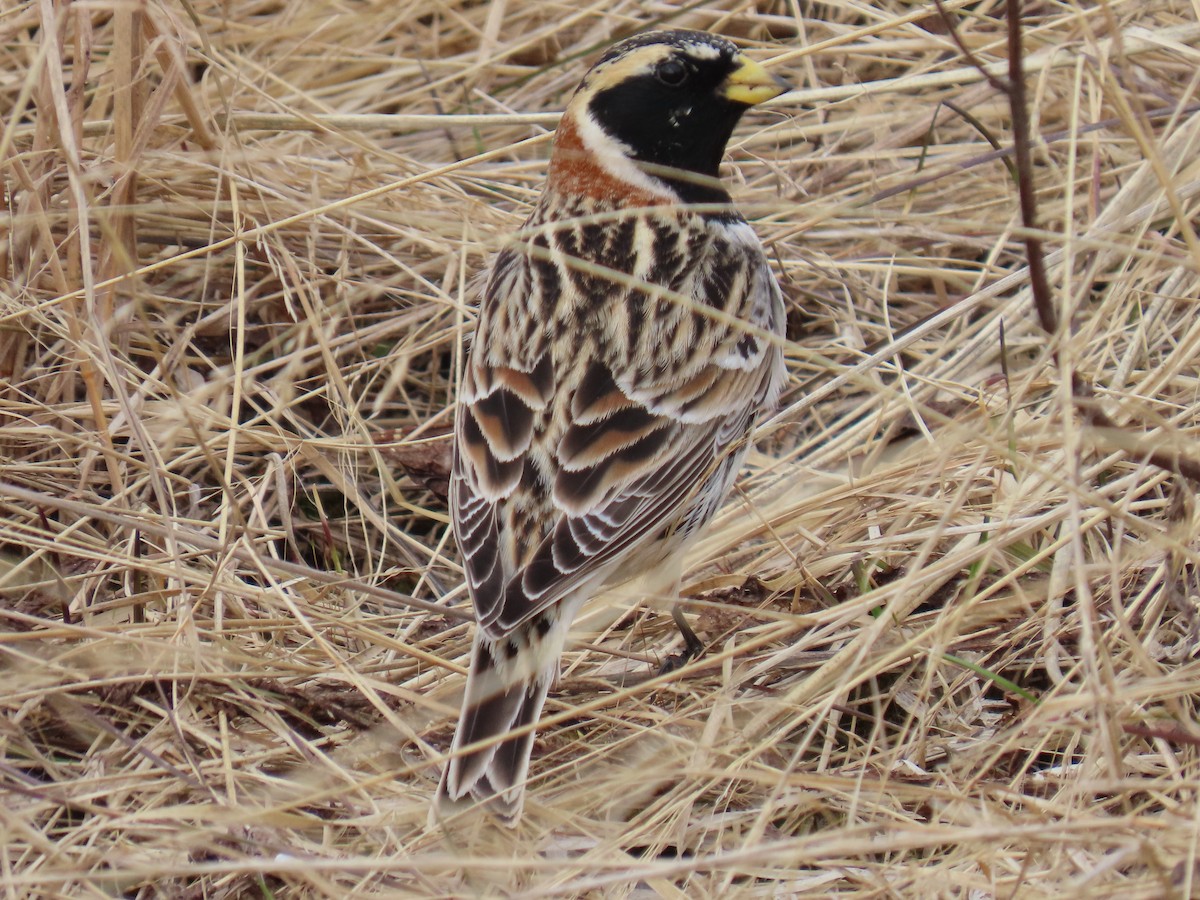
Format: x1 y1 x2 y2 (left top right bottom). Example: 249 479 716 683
657 608 705 676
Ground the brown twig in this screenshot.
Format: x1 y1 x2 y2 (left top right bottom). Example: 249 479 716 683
1003 4 1058 339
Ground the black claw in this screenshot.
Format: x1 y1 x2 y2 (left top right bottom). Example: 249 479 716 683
657 645 697 676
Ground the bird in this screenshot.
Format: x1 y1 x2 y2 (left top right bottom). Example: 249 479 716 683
435 28 790 823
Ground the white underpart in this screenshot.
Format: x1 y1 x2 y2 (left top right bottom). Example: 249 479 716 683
715 220 760 246
573 108 674 200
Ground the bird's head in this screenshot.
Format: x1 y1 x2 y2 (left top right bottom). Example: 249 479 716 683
548 30 790 206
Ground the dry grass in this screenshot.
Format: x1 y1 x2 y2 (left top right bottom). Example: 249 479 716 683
3 0 1200 896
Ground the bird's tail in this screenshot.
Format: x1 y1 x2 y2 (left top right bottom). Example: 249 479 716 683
434 626 556 823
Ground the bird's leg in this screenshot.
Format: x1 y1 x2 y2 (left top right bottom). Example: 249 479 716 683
659 581 704 675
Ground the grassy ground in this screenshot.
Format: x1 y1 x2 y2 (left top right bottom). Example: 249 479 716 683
3 0 1200 896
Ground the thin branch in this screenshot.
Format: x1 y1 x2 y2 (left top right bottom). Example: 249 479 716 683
1005 3 1058 338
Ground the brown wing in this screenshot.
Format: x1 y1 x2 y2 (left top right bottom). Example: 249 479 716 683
452 243 786 641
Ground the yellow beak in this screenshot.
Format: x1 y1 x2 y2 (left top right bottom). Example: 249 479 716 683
722 54 790 106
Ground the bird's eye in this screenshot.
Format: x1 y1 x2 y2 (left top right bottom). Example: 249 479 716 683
655 59 689 86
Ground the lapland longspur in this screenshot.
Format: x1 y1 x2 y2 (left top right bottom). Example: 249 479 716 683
436 29 790 822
